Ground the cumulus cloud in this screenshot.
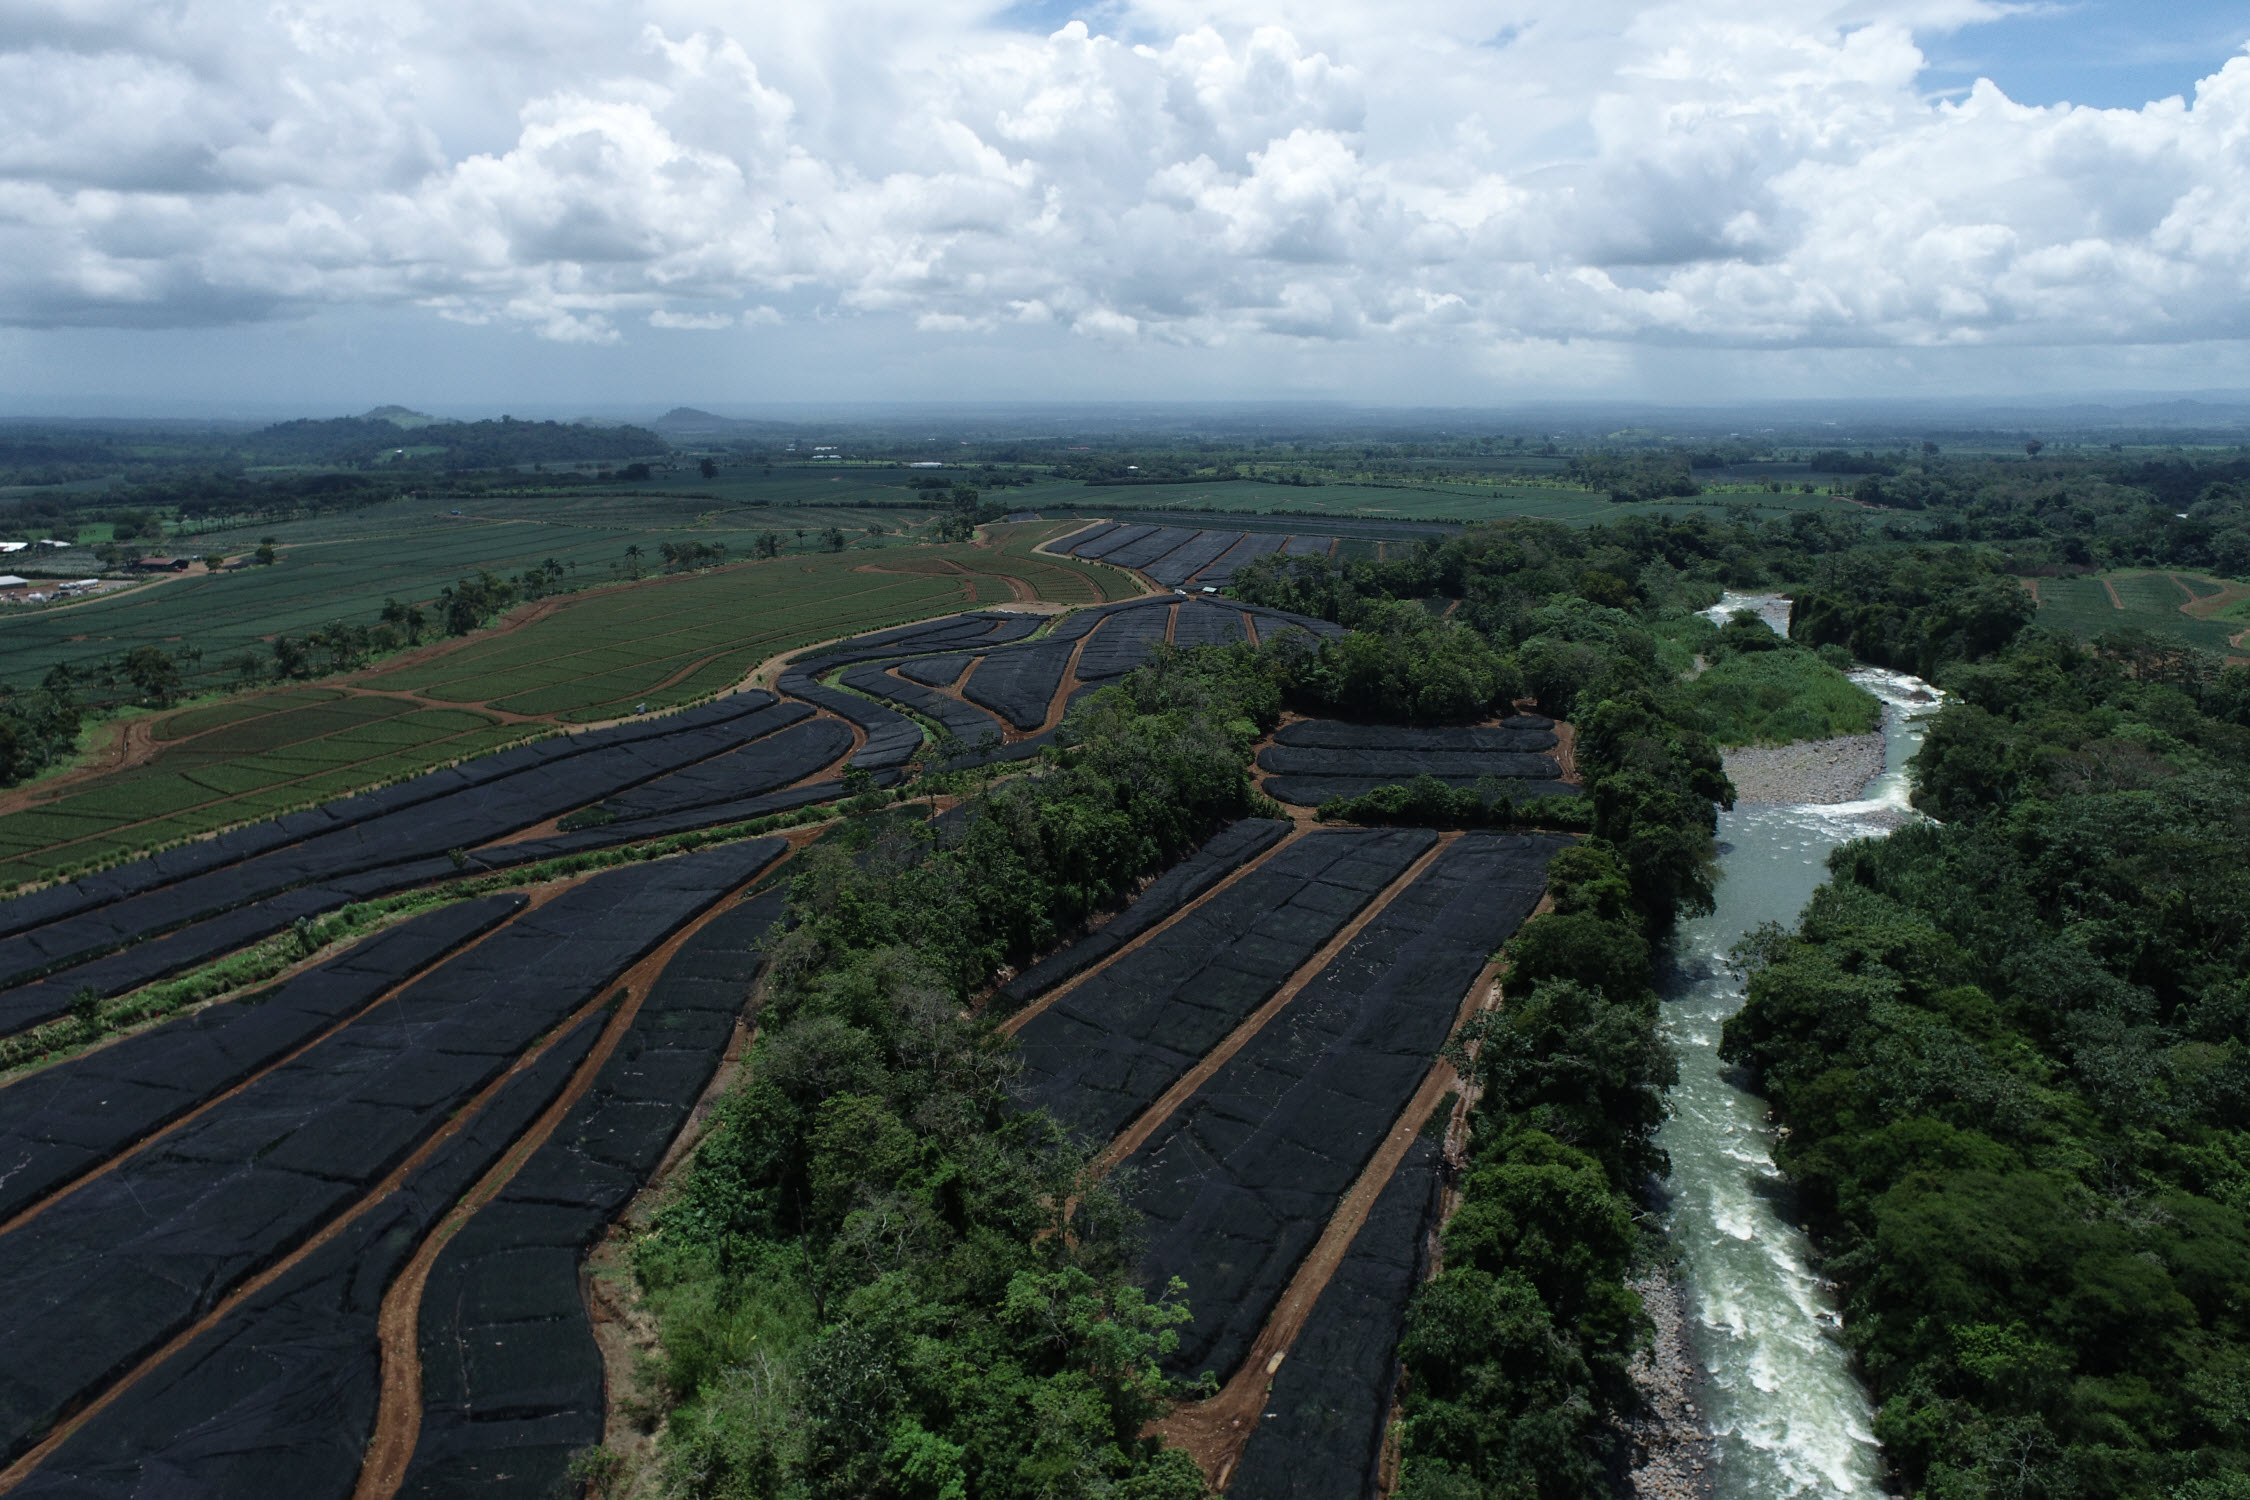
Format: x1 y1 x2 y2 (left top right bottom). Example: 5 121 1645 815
1 0 2246 354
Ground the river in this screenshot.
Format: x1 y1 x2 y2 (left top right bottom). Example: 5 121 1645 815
1653 597 1943 1498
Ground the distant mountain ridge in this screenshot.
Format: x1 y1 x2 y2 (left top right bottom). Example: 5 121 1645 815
244 414 668 467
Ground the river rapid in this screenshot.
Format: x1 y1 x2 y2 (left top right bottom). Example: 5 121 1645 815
1652 597 1944 1498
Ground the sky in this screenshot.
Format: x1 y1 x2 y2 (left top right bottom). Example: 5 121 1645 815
4 0 2250 416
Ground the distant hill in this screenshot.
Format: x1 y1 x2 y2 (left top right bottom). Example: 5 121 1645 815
361 405 447 429
242 415 668 468
650 407 803 439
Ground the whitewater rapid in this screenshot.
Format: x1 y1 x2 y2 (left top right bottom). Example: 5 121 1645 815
1656 595 1940 1497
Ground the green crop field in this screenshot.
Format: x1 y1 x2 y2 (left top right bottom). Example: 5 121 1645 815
2028 571 2247 655
0 524 1126 887
0 690 522 888
360 553 976 718
973 520 1142 604
0 491 961 696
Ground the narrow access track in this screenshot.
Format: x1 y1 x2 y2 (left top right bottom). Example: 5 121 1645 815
0 885 562 1237
996 826 1306 1040
349 856 783 1500
0 870 648 1494
1090 833 1459 1175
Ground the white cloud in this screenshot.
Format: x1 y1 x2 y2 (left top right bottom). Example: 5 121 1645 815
0 0 2246 362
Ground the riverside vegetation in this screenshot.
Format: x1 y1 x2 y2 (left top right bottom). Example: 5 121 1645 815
1723 628 2250 1500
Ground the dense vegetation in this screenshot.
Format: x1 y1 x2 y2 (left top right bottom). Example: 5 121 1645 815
634 647 1285 1499
1722 626 2250 1499
1682 611 1883 747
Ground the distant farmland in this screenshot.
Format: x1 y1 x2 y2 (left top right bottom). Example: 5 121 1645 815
0 529 1127 887
2026 569 2249 655
1 491 954 695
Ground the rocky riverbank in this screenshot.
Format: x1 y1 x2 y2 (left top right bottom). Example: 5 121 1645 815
1614 1269 1716 1500
1723 732 1886 806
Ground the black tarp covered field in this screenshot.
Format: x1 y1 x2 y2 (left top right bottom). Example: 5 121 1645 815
1263 775 1583 808
840 664 1009 746
1272 719 1557 751
594 716 850 821
9 1017 604 1500
0 694 796 1002
1195 531 1285 586
1075 603 1174 680
1011 829 1433 1145
895 653 970 688
779 670 922 769
0 844 778 1464
1225 1138 1442 1500
399 887 790 1499
1103 527 1199 571
997 818 1289 1010
0 897 523 1223
1256 746 1562 781
1123 833 1566 1380
1143 531 1242 587
1070 523 1156 560
1171 600 1249 646
962 639 1074 730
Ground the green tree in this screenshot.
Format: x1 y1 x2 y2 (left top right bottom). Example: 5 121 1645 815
121 644 181 704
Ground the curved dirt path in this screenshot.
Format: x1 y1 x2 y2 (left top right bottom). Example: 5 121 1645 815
1155 910 1512 1489
0 717 154 818
0 871 612 1494
1090 834 1454 1174
349 863 772 1500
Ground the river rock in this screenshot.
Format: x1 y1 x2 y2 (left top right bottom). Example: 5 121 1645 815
1722 732 1885 806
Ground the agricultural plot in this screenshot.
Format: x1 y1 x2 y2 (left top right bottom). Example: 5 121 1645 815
0 897 523 1221
777 612 1044 770
1258 716 1574 807
1009 829 1437 1145
964 640 1075 729
1050 519 1365 588
4 492 956 697
896 653 970 687
403 887 791 1497
1022 481 1608 525
2027 570 2244 654
0 516 1125 885
995 819 1290 1010
841 663 1010 745
0 696 526 890
0 692 839 1032
766 598 1333 766
972 520 1139 603
1075 600 1176 679
359 554 974 720
0 843 778 1468
1227 1137 1443 1500
13 1014 608 1500
1172 602 1250 647
591 716 851 822
1122 833 1566 1381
